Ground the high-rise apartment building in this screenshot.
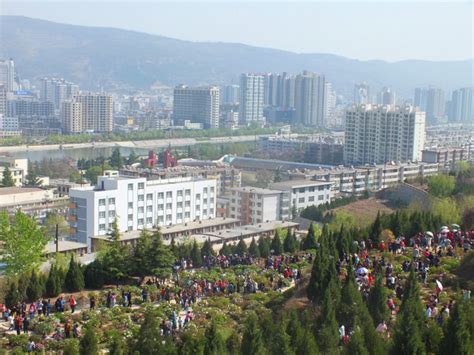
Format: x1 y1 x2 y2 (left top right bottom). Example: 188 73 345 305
414 87 445 124
40 77 79 110
173 85 220 129
61 100 83 133
221 85 240 105
294 71 326 127
379 87 396 105
324 82 337 124
344 104 426 164
449 87 474 123
0 59 15 92
354 83 370 105
62 93 113 133
239 73 265 124
281 75 296 109
0 85 6 116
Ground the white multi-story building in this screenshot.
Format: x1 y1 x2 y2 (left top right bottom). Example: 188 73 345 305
295 71 326 127
449 87 474 123
354 83 370 105
173 85 220 129
344 104 426 165
0 59 15 92
228 187 289 225
40 77 79 110
0 158 28 186
239 74 265 124
68 175 217 247
269 180 333 210
0 85 6 115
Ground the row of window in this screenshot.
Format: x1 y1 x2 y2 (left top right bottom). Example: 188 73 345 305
98 198 115 206
127 184 215 196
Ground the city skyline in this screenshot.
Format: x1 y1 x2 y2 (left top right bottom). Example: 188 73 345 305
2 1 473 62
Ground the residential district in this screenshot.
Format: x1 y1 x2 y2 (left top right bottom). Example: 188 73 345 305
0 57 473 354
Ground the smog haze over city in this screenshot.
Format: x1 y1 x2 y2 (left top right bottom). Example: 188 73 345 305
0 1 473 354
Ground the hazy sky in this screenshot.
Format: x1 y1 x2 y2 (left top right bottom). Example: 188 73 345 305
1 0 473 62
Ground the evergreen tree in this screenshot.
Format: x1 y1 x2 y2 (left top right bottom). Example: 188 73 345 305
318 284 340 353
46 264 63 296
65 256 85 292
440 299 474 355
109 335 126 355
1 166 15 187
391 269 426 355
370 211 383 244
170 236 178 258
272 320 294 355
25 168 41 187
26 269 44 301
79 326 98 355
201 239 215 259
63 339 80 355
179 332 205 355
109 148 124 169
367 275 389 326
270 231 283 255
220 241 232 256
302 223 318 250
133 309 165 355
235 237 248 256
127 150 139 165
191 240 203 267
299 330 319 355
18 273 30 302
5 280 21 308
248 237 260 257
347 322 369 355
283 228 298 253
226 331 241 355
258 236 270 258
241 313 265 355
204 320 225 355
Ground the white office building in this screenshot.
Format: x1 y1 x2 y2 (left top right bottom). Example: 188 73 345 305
344 104 426 164
239 73 265 124
68 175 217 248
173 85 220 128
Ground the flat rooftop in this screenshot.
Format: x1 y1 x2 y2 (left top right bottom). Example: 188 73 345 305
270 179 332 190
44 241 88 254
229 186 282 195
0 187 45 196
91 217 240 242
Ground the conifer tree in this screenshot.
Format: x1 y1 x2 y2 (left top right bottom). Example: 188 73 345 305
190 240 203 267
133 309 165 355
109 148 124 169
371 211 383 244
204 320 225 355
391 269 426 355
46 263 63 296
65 256 85 292
283 228 298 253
63 339 80 355
26 269 44 301
367 275 389 326
347 321 369 355
270 231 283 255
302 223 318 250
1 166 15 187
318 285 340 353
5 280 21 308
272 320 294 355
241 313 265 355
170 236 178 258
299 330 319 355
201 239 215 259
80 326 98 355
225 331 241 355
440 299 474 355
248 237 260 257
220 241 232 256
235 237 248 256
258 236 270 258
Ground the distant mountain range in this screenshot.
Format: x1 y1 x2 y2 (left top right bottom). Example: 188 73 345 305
1 16 473 96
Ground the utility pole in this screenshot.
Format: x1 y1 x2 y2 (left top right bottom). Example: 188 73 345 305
55 223 59 253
